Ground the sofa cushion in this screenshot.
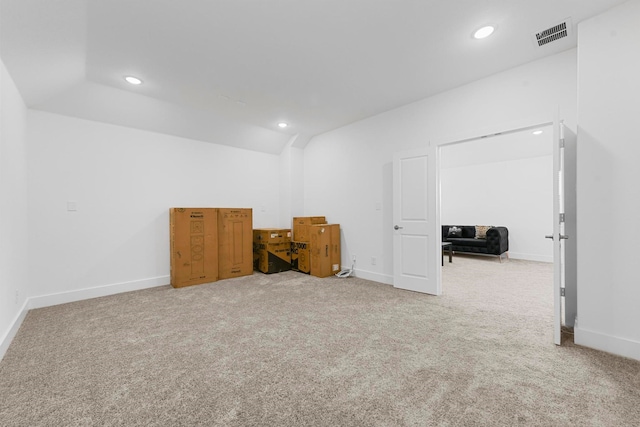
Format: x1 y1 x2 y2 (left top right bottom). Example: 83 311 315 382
475 225 492 239
447 226 462 237
461 226 476 239
447 237 488 248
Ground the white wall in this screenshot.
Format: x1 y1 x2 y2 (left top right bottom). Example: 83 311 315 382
0 59 29 358
440 128 554 262
304 49 577 284
441 155 553 262
278 137 305 228
26 111 281 306
575 0 640 360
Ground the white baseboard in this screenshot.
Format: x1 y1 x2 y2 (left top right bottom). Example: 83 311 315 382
28 275 170 309
353 268 393 285
508 252 553 263
2 276 170 361
0 299 30 361
574 324 640 361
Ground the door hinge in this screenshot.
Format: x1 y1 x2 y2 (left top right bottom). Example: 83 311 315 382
559 213 565 223
560 138 565 148
560 287 566 297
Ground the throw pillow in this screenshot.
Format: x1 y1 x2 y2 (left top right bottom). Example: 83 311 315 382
448 226 462 237
475 225 492 239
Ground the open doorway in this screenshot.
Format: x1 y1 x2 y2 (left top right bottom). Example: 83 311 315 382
437 124 558 336
439 124 554 263
392 120 575 344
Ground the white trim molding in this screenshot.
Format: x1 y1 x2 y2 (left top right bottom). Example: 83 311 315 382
574 324 640 362
0 299 30 361
509 252 553 263
28 276 170 309
0 276 170 361
353 269 393 285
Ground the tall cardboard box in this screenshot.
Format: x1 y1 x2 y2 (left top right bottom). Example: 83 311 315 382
330 224 341 274
310 224 341 278
218 208 253 279
292 216 326 242
253 229 292 274
291 241 310 273
170 208 218 288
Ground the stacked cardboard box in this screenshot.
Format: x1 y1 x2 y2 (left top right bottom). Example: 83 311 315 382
291 241 310 273
170 207 253 288
170 208 219 288
309 224 341 278
218 208 253 280
253 228 292 274
292 216 326 242
291 216 326 274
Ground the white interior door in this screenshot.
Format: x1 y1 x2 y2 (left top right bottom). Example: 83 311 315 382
550 119 570 345
392 147 440 295
563 126 577 329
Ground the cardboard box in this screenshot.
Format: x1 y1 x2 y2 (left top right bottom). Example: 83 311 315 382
254 241 292 274
170 208 218 288
253 229 292 274
253 228 292 244
330 224 341 274
218 208 253 279
291 241 310 273
310 224 341 278
292 216 326 242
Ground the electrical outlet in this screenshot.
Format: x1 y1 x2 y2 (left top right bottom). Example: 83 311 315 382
352 255 356 262
371 257 377 265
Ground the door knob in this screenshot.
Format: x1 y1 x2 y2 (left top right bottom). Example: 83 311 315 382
545 235 554 240
394 225 403 230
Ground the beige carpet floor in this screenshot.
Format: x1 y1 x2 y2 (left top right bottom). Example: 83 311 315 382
1 256 639 426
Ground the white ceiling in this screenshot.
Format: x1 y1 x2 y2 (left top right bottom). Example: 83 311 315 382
0 0 627 154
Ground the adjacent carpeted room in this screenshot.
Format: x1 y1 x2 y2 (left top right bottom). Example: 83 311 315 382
1 256 638 426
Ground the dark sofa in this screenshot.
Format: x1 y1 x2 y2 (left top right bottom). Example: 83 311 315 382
442 225 509 260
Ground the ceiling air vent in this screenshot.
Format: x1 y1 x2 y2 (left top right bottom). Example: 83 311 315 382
533 18 573 47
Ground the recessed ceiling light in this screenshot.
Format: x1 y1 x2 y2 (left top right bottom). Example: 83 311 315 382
532 130 543 135
124 76 142 85
474 26 495 39
278 122 288 128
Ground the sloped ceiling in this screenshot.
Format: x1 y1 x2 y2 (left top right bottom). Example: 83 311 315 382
0 0 627 154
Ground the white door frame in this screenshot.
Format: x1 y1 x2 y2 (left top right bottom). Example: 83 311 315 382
431 114 569 345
